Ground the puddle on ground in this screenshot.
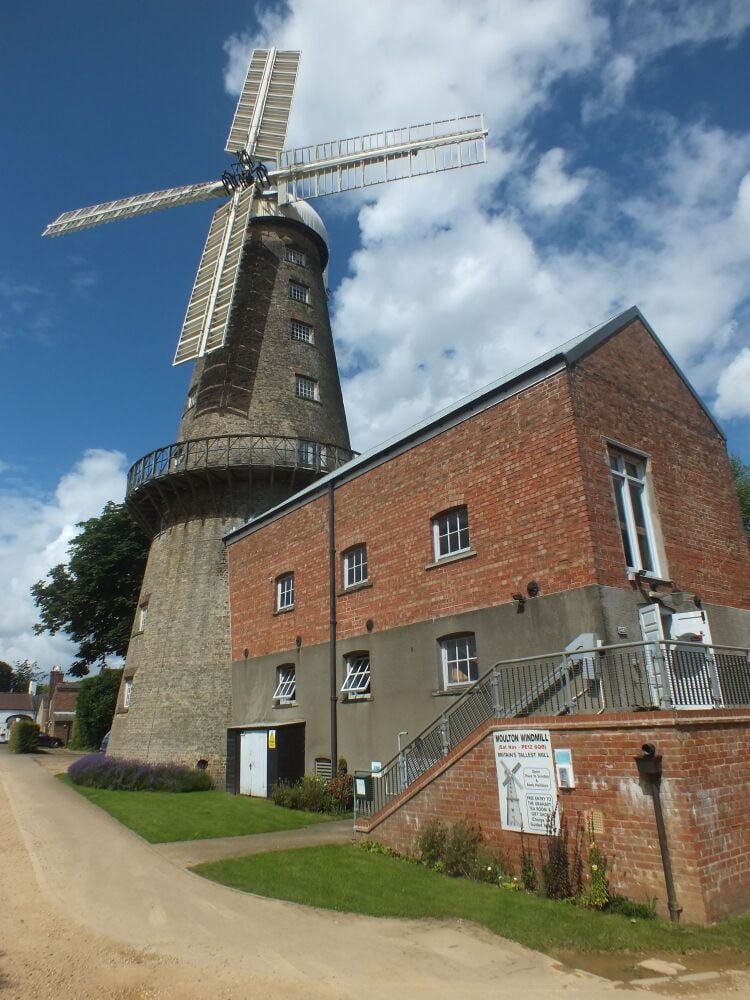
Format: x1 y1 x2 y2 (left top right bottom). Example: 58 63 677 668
551 949 750 983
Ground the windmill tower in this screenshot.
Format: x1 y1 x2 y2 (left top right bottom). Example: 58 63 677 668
44 49 488 780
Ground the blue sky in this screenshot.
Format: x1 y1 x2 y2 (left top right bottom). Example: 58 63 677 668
1 0 749 671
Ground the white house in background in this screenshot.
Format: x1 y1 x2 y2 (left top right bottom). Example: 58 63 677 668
0 693 36 742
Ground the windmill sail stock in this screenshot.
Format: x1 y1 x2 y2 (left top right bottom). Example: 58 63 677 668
44 47 488 365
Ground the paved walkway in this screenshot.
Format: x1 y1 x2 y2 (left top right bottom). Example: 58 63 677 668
154 819 354 867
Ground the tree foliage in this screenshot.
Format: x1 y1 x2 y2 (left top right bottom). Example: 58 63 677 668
732 455 750 541
31 502 149 677
0 660 43 693
71 668 123 750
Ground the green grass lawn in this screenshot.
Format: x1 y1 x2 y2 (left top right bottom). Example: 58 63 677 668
60 777 338 843
193 844 750 956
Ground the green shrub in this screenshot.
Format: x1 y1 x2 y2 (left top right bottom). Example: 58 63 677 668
444 820 484 878
9 720 39 753
607 895 656 919
271 775 336 813
520 848 538 892
541 809 572 900
417 819 448 867
585 840 610 910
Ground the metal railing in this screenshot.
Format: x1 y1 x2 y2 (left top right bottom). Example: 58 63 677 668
126 434 356 496
354 639 750 821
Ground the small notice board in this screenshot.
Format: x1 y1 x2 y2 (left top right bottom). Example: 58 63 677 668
493 729 558 835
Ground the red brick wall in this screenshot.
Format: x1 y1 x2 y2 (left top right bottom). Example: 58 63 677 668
229 371 600 659
356 711 750 923
570 318 750 605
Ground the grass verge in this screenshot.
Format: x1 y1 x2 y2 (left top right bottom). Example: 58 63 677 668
193 844 750 955
59 776 338 843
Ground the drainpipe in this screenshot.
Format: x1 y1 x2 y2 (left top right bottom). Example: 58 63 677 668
635 743 682 922
328 482 338 775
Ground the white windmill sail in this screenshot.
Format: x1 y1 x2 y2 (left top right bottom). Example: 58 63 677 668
44 46 488 369
272 115 487 202
174 187 256 365
43 180 225 238
225 48 300 160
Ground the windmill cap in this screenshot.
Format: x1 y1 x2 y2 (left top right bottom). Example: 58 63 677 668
276 199 330 272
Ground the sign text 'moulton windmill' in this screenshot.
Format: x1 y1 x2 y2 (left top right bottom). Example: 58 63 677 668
44 49 489 778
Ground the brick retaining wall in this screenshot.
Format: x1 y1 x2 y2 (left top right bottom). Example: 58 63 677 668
355 710 750 924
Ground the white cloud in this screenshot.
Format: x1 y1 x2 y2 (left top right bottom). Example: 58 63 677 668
583 1 750 119
0 450 127 674
582 53 636 120
220 3 750 453
715 348 750 420
526 147 590 213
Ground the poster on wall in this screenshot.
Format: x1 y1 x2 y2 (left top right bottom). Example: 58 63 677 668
494 729 559 835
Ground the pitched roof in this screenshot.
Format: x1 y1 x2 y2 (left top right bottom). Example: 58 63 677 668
224 305 723 545
0 692 35 711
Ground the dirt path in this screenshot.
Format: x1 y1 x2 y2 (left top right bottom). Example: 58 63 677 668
0 749 747 1000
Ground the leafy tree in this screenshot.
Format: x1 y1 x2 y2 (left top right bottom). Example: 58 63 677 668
31 502 149 677
731 455 750 541
71 668 123 750
10 660 42 693
0 661 12 693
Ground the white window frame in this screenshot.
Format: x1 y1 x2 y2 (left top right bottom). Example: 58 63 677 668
297 440 318 467
440 634 479 688
138 602 148 632
295 374 319 401
123 678 133 709
273 665 296 703
343 545 368 589
290 319 314 344
608 448 659 575
289 281 309 304
341 652 371 697
285 247 307 266
276 573 294 611
433 507 470 560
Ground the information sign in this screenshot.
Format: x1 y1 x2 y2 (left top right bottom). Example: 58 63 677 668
494 729 558 835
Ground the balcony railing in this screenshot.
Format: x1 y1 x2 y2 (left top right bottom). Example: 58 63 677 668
355 639 750 821
126 434 356 496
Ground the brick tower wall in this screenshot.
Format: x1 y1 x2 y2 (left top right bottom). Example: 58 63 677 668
109 210 352 780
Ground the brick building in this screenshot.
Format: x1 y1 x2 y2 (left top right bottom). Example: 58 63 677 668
225 307 750 792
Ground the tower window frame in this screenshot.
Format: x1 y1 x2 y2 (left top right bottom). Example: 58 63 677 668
295 374 319 401
289 281 310 304
291 319 314 344
285 247 307 267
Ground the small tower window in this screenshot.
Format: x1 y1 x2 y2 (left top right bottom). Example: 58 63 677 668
285 247 307 266
289 281 309 304
295 375 319 401
291 320 314 344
